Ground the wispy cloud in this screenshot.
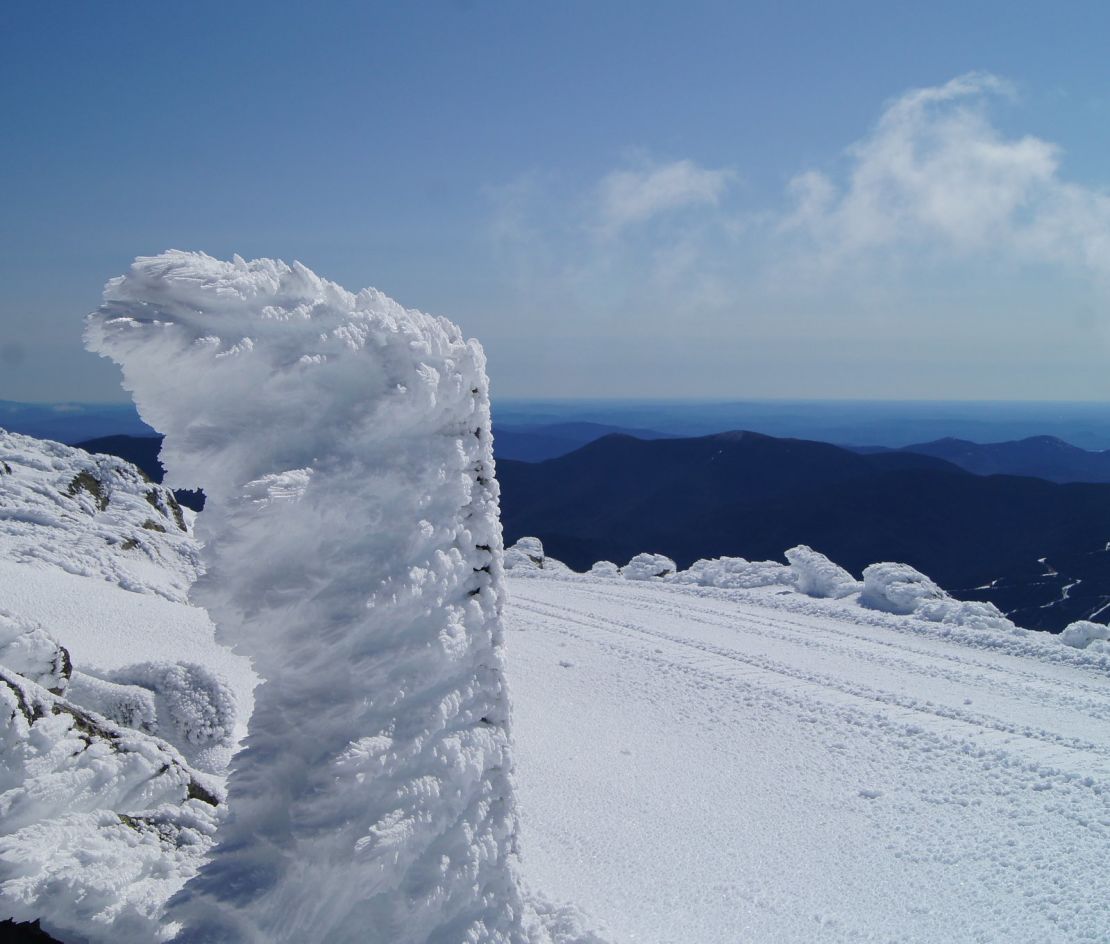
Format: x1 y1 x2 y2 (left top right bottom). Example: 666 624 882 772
779 72 1110 282
596 159 734 236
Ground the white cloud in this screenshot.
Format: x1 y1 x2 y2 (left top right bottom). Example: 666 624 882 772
781 72 1110 281
597 159 734 235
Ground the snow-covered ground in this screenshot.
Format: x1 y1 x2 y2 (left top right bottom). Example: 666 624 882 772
3 422 1110 941
507 572 1110 944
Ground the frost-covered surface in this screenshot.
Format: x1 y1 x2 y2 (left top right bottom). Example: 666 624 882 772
1060 620 1110 652
0 429 199 602
672 555 793 590
914 597 1018 634
620 553 676 580
860 561 947 614
506 536 571 573
587 561 620 578
508 572 1110 943
86 252 579 943
785 544 860 598
66 662 237 773
0 666 220 943
0 610 69 694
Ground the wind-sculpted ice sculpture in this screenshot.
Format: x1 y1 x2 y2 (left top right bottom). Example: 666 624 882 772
86 252 529 943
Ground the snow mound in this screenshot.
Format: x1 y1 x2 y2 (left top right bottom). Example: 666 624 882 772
0 666 220 943
86 252 588 943
785 545 860 599
1059 620 1110 652
0 609 70 694
621 553 677 580
588 561 620 578
505 536 572 573
914 598 1019 634
860 562 947 615
66 662 238 773
0 429 200 603
673 556 793 589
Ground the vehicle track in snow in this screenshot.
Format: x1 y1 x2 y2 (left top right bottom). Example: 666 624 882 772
507 574 1110 944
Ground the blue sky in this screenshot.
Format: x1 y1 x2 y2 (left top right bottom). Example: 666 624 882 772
3 1 1110 401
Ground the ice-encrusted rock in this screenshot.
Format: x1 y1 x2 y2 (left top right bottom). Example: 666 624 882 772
0 666 220 943
914 598 1019 634
1059 620 1110 652
673 556 793 589
66 662 237 773
0 429 200 603
588 561 620 578
505 536 547 570
0 610 70 695
504 536 572 574
860 562 947 615
86 252 564 943
785 545 860 599
621 553 677 581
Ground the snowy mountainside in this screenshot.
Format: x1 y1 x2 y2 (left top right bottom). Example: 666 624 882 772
0 429 255 942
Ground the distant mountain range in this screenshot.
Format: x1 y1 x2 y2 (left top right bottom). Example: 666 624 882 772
56 427 1110 632
494 422 671 462
497 431 1110 632
851 436 1110 484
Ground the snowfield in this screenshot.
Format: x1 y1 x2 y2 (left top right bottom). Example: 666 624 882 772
507 571 1110 944
3 422 1110 942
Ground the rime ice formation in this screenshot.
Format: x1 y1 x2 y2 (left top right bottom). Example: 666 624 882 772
859 561 947 614
784 545 860 598
0 665 221 941
1060 620 1110 652
85 252 539 943
620 553 677 580
505 537 570 573
673 556 793 590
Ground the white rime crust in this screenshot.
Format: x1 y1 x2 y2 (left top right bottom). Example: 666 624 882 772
85 252 530 943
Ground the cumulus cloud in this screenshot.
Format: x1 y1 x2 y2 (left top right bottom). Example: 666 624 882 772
597 159 734 235
781 72 1110 281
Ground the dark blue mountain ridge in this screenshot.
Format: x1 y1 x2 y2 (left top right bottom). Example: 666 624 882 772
496 431 1110 632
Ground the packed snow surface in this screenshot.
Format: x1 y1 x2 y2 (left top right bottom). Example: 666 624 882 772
507 570 1110 944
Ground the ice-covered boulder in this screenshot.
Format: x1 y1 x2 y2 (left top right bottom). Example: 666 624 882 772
588 561 620 578
785 546 860 599
621 553 677 580
505 536 546 569
0 666 220 944
85 252 542 943
66 662 237 773
860 562 947 615
0 429 200 604
673 556 793 589
914 598 1019 633
1059 620 1110 652
0 610 70 695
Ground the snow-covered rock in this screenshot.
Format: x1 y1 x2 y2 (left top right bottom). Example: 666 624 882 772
588 561 620 578
0 666 220 943
0 610 70 694
506 536 547 570
0 429 200 603
785 545 860 599
673 556 793 589
621 553 677 580
1059 620 1110 652
66 662 238 773
505 536 572 573
914 598 1019 634
85 251 560 943
860 562 947 615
